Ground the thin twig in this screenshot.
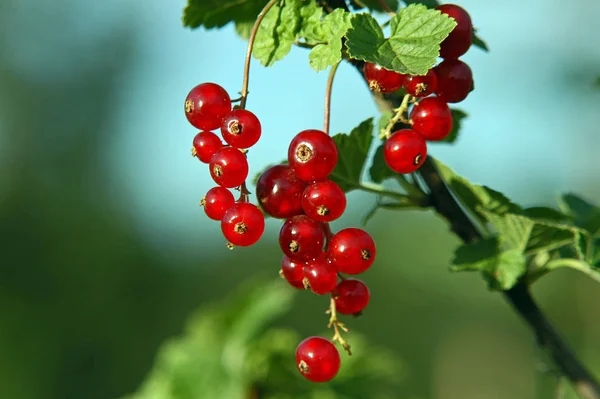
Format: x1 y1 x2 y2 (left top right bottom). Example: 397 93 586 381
327 295 351 355
323 62 340 135
375 0 395 15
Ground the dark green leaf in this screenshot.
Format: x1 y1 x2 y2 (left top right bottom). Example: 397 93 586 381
183 0 266 30
524 206 572 223
402 0 440 7
345 5 456 75
472 31 489 52
330 118 374 192
559 193 600 235
369 144 394 183
441 109 467 144
451 237 499 272
351 0 399 12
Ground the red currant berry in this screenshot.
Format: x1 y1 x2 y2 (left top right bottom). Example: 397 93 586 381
192 131 223 163
288 130 338 182
256 165 306 219
296 336 340 383
410 97 453 141
281 256 306 290
220 109 261 149
436 4 473 59
184 83 232 131
403 69 438 98
302 255 338 295
279 215 325 261
433 59 474 103
209 147 249 188
333 279 370 315
301 180 346 222
328 228 376 275
202 187 235 220
383 129 427 174
221 202 265 247
363 62 405 93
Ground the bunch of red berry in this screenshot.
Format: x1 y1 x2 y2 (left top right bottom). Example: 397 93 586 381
185 82 266 248
256 130 374 382
364 4 474 175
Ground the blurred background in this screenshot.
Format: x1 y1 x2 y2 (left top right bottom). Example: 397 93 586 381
1 0 599 398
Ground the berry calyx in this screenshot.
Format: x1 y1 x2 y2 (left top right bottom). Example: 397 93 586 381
192 131 223 163
433 59 474 104
436 4 473 59
220 109 261 149
279 215 325 261
202 187 235 220
281 256 306 290
221 202 265 247
288 130 338 182
363 62 405 93
256 165 306 219
383 129 428 174
302 180 346 222
328 228 376 275
403 69 438 98
209 147 249 188
410 97 453 141
296 336 341 383
333 279 370 315
184 83 232 131
302 255 338 295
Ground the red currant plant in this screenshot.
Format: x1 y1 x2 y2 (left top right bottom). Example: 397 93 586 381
182 0 600 396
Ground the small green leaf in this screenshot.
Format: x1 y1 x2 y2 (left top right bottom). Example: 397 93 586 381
345 5 456 75
494 249 527 290
402 0 440 7
253 1 302 67
479 211 534 252
369 144 394 184
330 118 374 192
183 0 266 30
235 20 254 39
441 109 467 144
559 193 600 235
472 31 489 52
308 9 352 71
451 237 499 272
524 206 572 223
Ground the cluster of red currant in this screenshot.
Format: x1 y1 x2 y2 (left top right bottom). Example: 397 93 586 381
185 82 266 247
364 4 474 175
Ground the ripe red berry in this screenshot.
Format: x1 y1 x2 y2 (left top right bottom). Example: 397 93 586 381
302 255 338 295
184 83 232 131
383 129 427 174
256 165 306 219
209 147 249 188
436 4 473 59
296 336 341 383
288 130 338 182
221 202 265 247
433 59 474 103
403 69 438 98
363 62 405 93
333 279 370 315
192 131 223 163
279 215 325 261
302 180 346 222
202 187 235 220
328 228 376 275
410 97 453 141
220 109 261 149
281 256 306 290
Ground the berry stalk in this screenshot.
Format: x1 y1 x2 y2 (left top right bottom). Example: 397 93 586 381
323 61 340 135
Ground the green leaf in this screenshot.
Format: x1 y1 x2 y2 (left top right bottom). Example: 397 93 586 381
183 0 266 30
402 0 440 7
441 109 467 144
369 144 394 183
559 193 600 235
330 118 374 192
479 211 534 252
350 0 400 12
253 0 302 67
493 249 527 289
345 5 456 75
451 237 499 272
472 31 489 52
523 206 572 223
235 20 254 39
308 9 352 71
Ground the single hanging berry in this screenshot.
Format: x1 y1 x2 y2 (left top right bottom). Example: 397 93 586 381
296 336 341 383
434 59 474 103
279 215 325 261
209 147 249 188
288 130 338 182
221 202 265 247
220 109 261 149
192 131 223 163
328 228 376 275
281 256 307 290
383 129 427 174
301 180 346 222
403 69 438 98
184 83 232 131
435 4 473 59
363 62 405 93
202 187 235 220
256 165 306 219
333 279 370 315
410 97 453 141
302 255 338 295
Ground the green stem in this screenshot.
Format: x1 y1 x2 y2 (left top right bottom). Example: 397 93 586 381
324 62 340 135
380 93 412 139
